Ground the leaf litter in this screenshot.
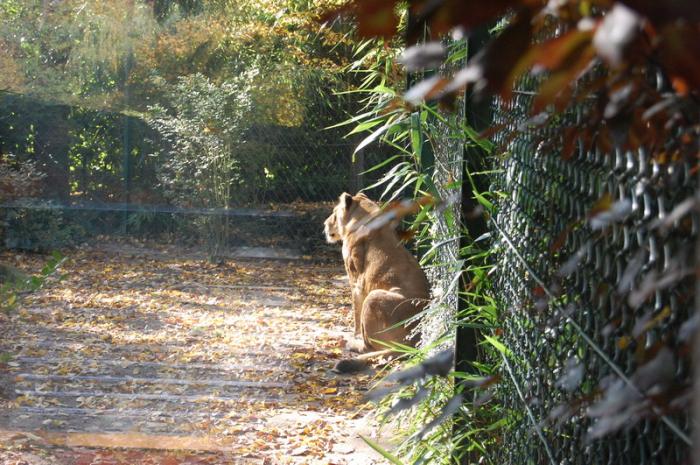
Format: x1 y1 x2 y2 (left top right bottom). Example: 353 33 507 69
0 240 383 464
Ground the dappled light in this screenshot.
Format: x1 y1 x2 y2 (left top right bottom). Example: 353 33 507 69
1 241 381 463
2 0 699 464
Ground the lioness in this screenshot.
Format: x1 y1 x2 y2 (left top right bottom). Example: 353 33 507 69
324 192 430 372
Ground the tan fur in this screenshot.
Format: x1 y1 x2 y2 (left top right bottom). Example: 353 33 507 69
324 193 430 370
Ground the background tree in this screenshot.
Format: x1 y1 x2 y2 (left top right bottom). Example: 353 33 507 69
0 0 360 249
146 73 253 259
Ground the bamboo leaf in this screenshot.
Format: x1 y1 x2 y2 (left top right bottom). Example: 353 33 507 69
361 154 402 174
354 122 392 154
483 335 512 358
348 118 385 135
360 436 405 465
410 112 423 159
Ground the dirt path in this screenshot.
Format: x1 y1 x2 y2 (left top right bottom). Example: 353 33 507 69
0 243 382 464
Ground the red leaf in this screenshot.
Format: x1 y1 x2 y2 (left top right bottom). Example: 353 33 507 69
331 0 401 39
534 29 595 72
620 0 700 25
522 29 597 112
588 193 613 218
409 0 524 42
671 77 690 96
550 222 575 253
658 22 700 92
561 126 579 160
445 10 534 97
532 55 594 113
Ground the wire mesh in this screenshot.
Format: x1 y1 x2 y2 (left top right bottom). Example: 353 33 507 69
486 70 695 464
418 39 468 348
0 82 369 254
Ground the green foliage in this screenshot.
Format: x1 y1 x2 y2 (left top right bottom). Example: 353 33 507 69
1 251 65 314
147 72 253 201
341 27 508 465
1 0 361 254
67 109 126 197
146 72 253 259
361 436 406 465
3 204 86 252
358 240 508 465
0 0 157 104
0 0 355 112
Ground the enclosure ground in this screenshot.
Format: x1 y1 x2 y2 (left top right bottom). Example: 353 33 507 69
0 241 384 464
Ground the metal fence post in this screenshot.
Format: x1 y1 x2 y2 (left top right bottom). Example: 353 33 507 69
122 115 131 235
121 1 134 235
454 27 491 465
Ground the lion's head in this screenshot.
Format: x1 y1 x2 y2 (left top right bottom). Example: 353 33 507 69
324 192 380 243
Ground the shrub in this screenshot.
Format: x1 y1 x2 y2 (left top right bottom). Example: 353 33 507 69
146 72 254 259
3 202 86 252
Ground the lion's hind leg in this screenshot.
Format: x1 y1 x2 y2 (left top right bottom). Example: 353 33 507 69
333 289 422 374
360 288 420 351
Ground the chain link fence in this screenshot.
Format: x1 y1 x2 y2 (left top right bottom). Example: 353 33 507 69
482 63 694 465
0 80 377 256
417 39 469 348
2 12 695 460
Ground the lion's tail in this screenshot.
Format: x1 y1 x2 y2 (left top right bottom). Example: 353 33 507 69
332 349 395 374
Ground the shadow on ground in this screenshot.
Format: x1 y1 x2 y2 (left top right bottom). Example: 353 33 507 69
0 241 384 465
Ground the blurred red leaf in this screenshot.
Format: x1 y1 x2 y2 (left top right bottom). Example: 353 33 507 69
330 0 699 167
658 22 700 92
620 0 700 25
532 50 595 113
408 0 525 43
512 29 597 114
446 11 533 97
588 193 613 217
561 126 579 160
521 28 595 75
532 286 545 297
550 222 576 253
329 0 401 39
671 77 690 96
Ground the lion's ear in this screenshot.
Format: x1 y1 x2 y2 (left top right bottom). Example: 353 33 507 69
340 192 353 210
